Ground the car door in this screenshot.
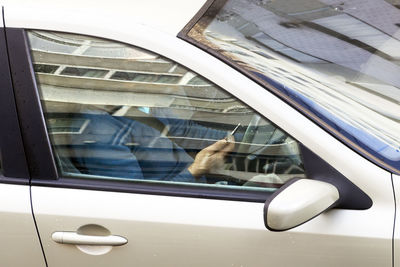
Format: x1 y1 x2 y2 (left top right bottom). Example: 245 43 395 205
4 2 395 267
0 7 46 267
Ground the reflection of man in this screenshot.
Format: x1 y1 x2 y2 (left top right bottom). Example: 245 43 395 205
188 137 235 179
69 110 235 183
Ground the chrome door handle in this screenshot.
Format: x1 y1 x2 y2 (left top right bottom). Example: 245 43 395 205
52 232 128 246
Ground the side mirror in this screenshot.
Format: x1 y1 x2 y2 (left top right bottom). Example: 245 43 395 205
264 179 339 231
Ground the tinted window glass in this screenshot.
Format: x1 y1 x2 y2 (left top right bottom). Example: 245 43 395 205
28 30 304 191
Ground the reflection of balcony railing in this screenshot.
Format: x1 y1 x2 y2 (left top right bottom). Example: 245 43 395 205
32 50 186 73
36 72 226 98
30 30 253 116
34 55 249 115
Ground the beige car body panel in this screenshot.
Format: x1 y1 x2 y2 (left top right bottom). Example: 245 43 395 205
32 180 392 267
0 184 46 267
3 1 396 266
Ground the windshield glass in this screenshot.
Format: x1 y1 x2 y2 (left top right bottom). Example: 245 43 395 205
185 0 400 173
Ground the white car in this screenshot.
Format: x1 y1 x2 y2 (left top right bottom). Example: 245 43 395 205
0 0 399 266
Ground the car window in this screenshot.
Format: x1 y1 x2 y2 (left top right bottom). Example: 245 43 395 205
27 30 304 191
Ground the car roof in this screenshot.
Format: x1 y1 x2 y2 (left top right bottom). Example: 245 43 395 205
0 0 206 35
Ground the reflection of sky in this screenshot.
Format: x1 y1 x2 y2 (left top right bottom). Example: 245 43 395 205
201 0 400 162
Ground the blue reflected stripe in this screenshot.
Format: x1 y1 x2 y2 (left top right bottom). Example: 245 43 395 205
252 71 400 170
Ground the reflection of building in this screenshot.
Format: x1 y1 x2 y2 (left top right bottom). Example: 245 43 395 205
30 31 255 126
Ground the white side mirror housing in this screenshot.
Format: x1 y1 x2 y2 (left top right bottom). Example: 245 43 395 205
264 179 340 231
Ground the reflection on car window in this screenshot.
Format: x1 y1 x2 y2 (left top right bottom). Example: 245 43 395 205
28 30 304 191
186 0 400 173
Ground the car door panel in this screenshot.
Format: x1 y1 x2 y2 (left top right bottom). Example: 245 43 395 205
32 184 392 267
3 6 395 267
0 184 46 267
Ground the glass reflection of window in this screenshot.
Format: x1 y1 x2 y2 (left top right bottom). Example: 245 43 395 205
28 30 305 190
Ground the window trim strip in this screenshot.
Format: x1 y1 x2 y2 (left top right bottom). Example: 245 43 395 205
0 23 30 179
31 177 273 203
6 28 58 180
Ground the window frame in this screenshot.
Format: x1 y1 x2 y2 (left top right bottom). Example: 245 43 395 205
8 28 371 208
0 24 29 184
7 28 287 202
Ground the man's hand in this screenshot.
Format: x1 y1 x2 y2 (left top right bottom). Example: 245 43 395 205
188 137 235 178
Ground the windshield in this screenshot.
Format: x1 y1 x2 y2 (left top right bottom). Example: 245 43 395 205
184 0 400 173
